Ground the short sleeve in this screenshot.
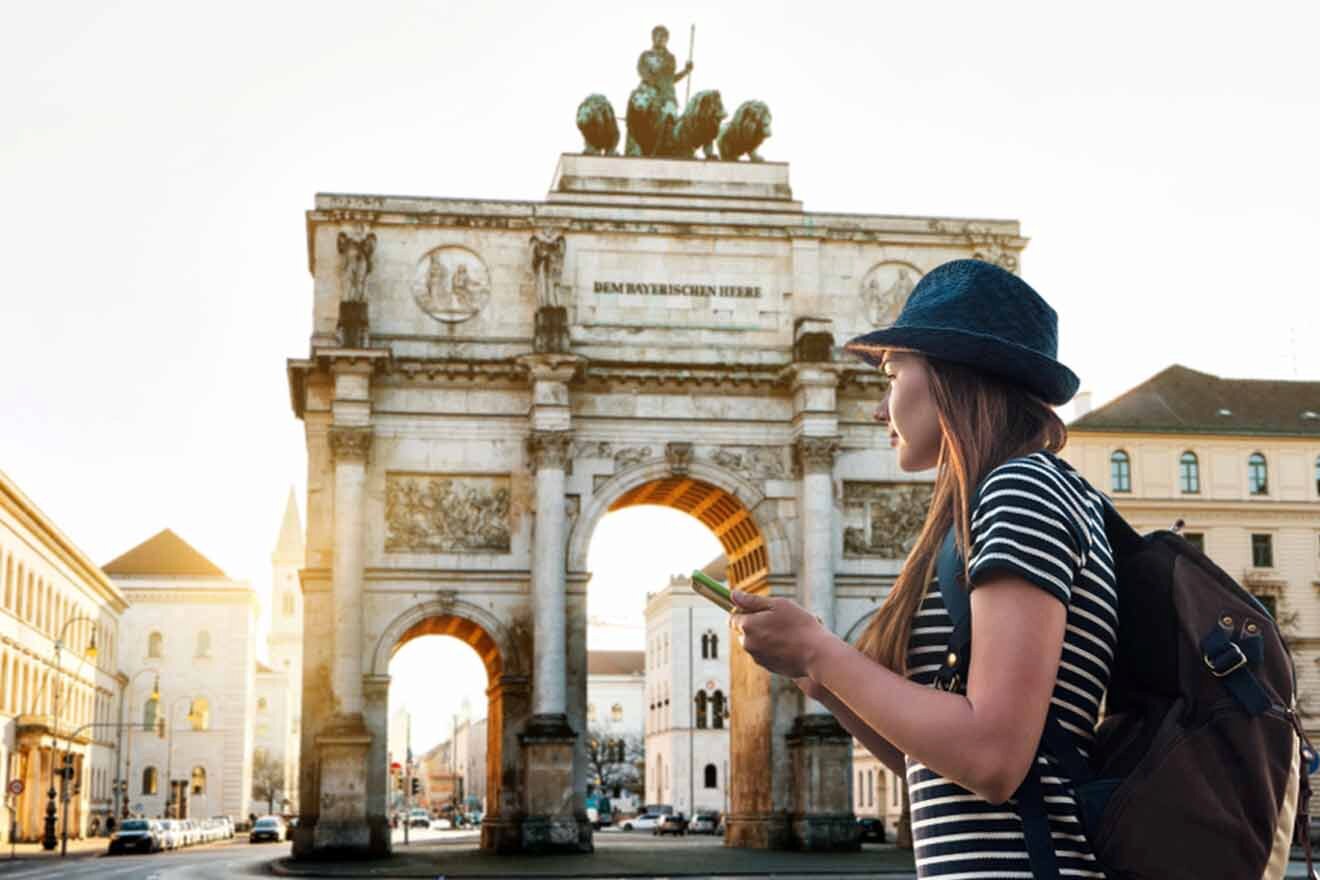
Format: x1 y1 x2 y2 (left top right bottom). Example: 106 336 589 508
967 457 1084 605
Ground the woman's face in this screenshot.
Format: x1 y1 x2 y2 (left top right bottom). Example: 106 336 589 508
875 351 942 472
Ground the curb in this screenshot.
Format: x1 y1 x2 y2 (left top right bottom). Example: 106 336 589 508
269 856 915 879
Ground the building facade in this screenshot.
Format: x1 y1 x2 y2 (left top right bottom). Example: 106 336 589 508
0 468 127 841
644 570 731 818
106 530 258 821
1062 365 1320 756
586 650 643 815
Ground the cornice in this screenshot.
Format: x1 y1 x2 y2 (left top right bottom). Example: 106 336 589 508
1108 499 1320 517
1068 428 1320 444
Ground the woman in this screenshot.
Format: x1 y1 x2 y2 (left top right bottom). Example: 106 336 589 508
732 259 1116 878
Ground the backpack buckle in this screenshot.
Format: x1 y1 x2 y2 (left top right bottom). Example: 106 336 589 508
1205 642 1248 677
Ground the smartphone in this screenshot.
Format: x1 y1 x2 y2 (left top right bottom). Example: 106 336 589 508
690 570 734 612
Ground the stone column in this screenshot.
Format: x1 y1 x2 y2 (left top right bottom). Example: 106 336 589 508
328 425 371 721
362 676 391 856
788 366 859 851
527 430 572 718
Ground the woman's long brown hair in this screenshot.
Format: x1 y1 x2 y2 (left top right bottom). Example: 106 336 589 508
855 354 1069 674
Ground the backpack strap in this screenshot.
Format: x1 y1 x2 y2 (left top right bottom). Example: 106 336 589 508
935 526 1095 880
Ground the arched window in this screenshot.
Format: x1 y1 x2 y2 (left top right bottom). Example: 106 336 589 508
704 763 717 789
190 766 206 795
196 630 211 658
700 633 710 659
706 631 719 660
1248 453 1269 495
694 691 708 729
610 703 623 723
1110 450 1131 493
143 696 158 729
711 690 725 729
147 631 163 658
1179 452 1200 494
142 766 158 795
282 591 295 616
190 697 209 731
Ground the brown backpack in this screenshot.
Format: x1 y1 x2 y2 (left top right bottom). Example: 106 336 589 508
936 500 1315 879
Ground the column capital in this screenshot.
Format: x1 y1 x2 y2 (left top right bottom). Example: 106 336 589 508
517 353 583 385
329 426 373 462
527 431 573 473
794 436 840 475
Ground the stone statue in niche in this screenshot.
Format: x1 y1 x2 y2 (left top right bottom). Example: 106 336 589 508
530 230 567 309
336 232 375 347
862 263 918 328
412 246 491 324
337 232 375 303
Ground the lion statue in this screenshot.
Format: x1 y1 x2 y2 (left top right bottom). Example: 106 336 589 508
576 94 620 156
672 90 725 159
625 82 676 157
717 100 772 162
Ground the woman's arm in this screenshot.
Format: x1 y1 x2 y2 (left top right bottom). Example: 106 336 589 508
735 573 1065 804
798 678 906 776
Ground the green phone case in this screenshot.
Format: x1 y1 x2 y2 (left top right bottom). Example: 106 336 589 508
690 570 734 612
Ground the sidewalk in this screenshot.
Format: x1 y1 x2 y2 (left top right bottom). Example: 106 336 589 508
272 839 917 878
0 836 107 862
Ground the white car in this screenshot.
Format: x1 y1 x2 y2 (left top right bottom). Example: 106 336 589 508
619 813 661 832
158 819 180 850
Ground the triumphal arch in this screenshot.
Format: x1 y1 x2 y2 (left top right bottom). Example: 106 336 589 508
286 141 1024 856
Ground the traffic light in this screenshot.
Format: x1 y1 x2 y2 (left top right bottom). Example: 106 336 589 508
410 778 420 796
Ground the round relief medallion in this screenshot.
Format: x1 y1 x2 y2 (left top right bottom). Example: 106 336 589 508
412 246 491 323
860 262 920 327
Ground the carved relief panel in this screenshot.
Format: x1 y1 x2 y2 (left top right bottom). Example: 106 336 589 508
860 262 920 327
385 473 512 553
411 246 492 324
842 481 933 558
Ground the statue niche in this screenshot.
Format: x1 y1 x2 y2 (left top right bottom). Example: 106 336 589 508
337 231 375 347
530 229 569 353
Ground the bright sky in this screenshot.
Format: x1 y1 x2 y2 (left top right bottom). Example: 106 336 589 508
4 2 1318 747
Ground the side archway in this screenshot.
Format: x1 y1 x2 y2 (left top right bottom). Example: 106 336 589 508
365 599 531 854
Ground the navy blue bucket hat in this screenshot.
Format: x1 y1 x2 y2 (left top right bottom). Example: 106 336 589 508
844 259 1080 405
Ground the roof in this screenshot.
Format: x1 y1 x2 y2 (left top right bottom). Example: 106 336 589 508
1070 365 1320 437
587 650 644 676
103 529 228 577
273 488 304 563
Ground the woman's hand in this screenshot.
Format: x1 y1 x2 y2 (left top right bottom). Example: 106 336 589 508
729 590 834 680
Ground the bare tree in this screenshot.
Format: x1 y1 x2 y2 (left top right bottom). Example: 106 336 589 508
585 727 644 799
251 751 284 816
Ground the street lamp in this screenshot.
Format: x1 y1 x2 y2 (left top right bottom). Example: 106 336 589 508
43 615 99 854
119 670 160 820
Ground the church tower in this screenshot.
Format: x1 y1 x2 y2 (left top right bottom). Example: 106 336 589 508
269 488 305 810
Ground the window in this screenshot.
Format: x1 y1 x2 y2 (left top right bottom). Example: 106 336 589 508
143 697 158 729
867 769 874 807
190 766 206 795
142 766 158 795
610 703 623 723
707 632 719 660
196 630 211 658
257 697 268 712
147 631 163 658
711 690 725 729
694 691 708 729
1251 534 1274 568
190 697 210 731
1253 594 1278 619
1315 456 1320 496
1248 453 1268 495
1183 532 1205 553
704 763 717 789
282 591 295 616
1179 452 1200 494
1110 451 1131 493
700 633 709 659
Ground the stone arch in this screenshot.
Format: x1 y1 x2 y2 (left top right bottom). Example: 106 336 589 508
364 598 530 855
566 459 792 591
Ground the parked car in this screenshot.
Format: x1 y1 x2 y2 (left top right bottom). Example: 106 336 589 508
408 808 432 828
250 816 285 843
857 816 886 842
182 819 199 846
688 811 721 834
655 813 688 836
108 818 162 854
212 816 235 839
619 812 662 832
157 819 180 850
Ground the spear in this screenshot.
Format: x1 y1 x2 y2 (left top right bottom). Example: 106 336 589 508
684 24 695 104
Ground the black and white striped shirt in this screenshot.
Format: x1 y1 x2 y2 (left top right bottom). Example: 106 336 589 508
905 450 1118 878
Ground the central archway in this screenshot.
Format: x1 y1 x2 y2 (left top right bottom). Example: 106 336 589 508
568 460 795 848
365 599 532 854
